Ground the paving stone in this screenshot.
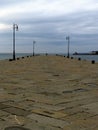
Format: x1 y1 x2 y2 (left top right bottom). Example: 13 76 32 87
31 102 65 111
62 111 94 121
3 107 30 116
2 114 27 126
63 118 98 130
0 103 10 110
4 126 31 130
0 120 7 130
31 108 67 119
23 118 61 130
56 94 93 105
0 110 9 117
26 95 58 105
27 113 69 129
82 102 98 114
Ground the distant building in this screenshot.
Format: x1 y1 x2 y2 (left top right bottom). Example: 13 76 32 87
73 52 78 55
90 51 98 55
73 51 98 55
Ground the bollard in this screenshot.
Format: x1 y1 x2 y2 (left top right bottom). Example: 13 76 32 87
67 56 69 58
9 59 13 61
92 60 95 64
17 57 20 60
71 57 73 59
78 58 81 61
22 57 24 59
46 53 48 56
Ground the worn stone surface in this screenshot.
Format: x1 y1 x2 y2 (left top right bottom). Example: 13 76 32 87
0 55 98 130
4 126 30 130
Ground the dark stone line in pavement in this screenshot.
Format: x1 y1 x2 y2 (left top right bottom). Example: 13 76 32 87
0 103 10 110
4 126 31 130
62 90 73 94
63 88 88 94
39 91 61 96
53 74 60 77
73 88 88 92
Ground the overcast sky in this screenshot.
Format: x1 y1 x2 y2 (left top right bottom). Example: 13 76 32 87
0 0 98 53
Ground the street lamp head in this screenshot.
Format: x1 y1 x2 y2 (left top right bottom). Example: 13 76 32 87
16 25 18 31
13 24 18 31
66 36 69 40
33 41 36 44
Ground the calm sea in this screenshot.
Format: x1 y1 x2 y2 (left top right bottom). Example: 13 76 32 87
0 53 98 62
72 55 98 62
0 53 32 60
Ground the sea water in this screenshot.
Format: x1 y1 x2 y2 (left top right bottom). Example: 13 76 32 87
0 53 98 62
72 55 98 62
0 53 32 60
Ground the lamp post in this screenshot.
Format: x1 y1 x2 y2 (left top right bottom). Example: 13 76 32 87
66 36 70 58
13 24 18 60
33 41 36 56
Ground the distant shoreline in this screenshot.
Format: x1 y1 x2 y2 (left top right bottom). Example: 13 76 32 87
73 51 98 55
73 53 98 55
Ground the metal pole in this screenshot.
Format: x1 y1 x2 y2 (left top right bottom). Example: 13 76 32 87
66 36 70 58
33 41 36 56
68 36 70 58
13 24 18 60
13 24 15 60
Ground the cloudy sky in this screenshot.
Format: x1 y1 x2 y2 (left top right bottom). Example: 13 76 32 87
0 0 98 53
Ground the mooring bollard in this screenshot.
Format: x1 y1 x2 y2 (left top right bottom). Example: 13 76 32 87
78 58 81 61
9 59 13 61
17 57 20 60
92 60 95 64
67 56 69 58
46 53 48 56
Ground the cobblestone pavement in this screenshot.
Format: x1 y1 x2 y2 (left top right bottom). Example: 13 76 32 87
0 55 98 130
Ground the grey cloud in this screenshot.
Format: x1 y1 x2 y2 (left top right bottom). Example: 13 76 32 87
0 0 98 53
